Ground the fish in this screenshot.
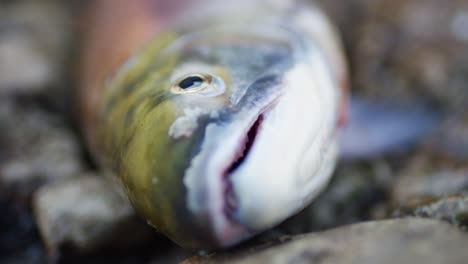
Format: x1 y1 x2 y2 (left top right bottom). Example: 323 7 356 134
78 0 437 250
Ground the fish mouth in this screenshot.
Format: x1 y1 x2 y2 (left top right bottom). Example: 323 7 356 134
183 76 284 247
211 99 279 246
223 113 264 220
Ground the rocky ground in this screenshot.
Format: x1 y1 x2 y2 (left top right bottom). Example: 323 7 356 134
0 0 467 263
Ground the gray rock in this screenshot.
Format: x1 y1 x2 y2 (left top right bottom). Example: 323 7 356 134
400 196 468 230
0 0 71 96
0 98 84 195
391 154 468 209
185 218 468 264
33 175 152 254
425 113 468 161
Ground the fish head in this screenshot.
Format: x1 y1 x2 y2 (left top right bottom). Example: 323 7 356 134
102 22 340 249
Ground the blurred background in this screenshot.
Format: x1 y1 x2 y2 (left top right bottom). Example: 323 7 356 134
0 0 467 263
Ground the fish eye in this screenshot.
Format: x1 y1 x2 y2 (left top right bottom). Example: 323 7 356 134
171 73 213 94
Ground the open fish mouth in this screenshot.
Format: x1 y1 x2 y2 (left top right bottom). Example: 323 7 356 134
223 113 264 220
204 61 341 247
179 68 292 247
198 93 282 247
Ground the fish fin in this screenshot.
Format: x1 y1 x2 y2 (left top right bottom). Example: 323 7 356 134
339 96 441 161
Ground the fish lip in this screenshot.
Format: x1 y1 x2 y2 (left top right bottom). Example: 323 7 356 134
209 94 282 247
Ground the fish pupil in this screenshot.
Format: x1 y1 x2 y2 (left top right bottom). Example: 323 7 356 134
179 76 204 90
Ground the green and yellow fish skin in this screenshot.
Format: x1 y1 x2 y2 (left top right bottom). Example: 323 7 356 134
99 33 208 247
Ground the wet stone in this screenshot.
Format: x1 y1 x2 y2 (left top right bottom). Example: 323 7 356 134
391 153 468 209
184 218 468 264
33 175 153 254
411 196 468 230
388 148 468 232
0 98 84 195
424 113 468 161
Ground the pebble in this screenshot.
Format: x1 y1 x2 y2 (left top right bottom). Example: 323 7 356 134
412 196 468 230
0 98 84 195
33 175 153 254
425 113 468 161
391 154 468 209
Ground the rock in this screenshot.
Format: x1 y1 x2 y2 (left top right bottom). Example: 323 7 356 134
411 196 468 230
0 0 71 98
0 98 84 195
391 153 468 209
425 113 468 161
33 175 152 254
184 218 468 264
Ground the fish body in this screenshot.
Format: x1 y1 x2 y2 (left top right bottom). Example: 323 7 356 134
79 0 347 249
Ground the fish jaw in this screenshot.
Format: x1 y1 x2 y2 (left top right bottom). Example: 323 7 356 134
230 60 339 232
184 55 340 247
174 21 342 248
182 86 283 247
